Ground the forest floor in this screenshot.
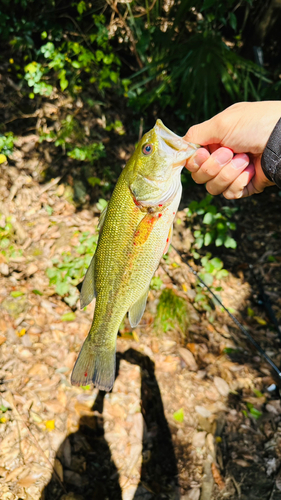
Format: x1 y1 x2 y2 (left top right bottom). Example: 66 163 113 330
1 81 281 500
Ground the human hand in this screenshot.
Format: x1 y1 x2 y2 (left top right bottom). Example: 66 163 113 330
184 101 281 199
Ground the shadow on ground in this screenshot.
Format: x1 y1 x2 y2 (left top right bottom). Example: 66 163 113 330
40 348 180 500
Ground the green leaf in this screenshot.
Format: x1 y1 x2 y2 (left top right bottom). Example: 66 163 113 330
196 237 203 249
210 257 223 270
204 232 213 246
87 177 101 187
56 282 70 296
194 293 206 302
45 205 53 215
229 12 237 31
216 269 228 279
10 291 24 298
150 276 163 291
247 307 255 317
199 273 213 286
72 60 80 69
224 236 237 249
253 389 263 398
96 198 108 212
32 289 43 295
215 233 225 247
203 212 214 224
77 0 86 14
0 405 8 413
61 312 76 321
173 408 184 422
249 407 262 419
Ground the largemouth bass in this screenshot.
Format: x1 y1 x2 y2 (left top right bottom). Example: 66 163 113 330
71 120 198 391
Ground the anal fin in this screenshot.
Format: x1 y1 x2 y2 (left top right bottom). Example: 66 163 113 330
98 204 108 231
163 225 173 255
80 254 96 309
128 287 149 328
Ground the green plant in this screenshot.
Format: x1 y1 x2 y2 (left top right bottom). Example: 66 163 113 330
155 288 188 334
39 114 105 165
150 276 163 291
120 0 270 121
193 253 228 313
23 14 121 98
0 133 15 162
46 231 98 306
187 194 237 249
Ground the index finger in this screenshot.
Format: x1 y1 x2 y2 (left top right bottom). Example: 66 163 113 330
185 147 210 173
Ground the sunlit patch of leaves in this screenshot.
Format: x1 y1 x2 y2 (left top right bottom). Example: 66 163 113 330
187 194 237 250
46 232 98 306
23 14 121 97
0 133 15 157
39 114 105 166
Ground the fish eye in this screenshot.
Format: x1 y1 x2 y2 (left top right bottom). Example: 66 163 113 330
142 143 153 155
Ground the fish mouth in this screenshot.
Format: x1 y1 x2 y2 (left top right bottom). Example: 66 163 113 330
155 119 199 166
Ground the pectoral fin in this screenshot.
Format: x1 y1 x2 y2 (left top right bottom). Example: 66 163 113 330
128 287 149 328
80 254 96 309
163 225 173 255
133 214 158 247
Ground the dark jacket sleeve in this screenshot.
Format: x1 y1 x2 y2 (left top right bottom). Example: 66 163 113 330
261 117 281 188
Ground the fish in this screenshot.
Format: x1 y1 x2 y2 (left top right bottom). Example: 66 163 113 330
71 119 198 391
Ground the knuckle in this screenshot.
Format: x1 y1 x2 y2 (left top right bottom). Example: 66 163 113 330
206 183 217 196
219 169 232 184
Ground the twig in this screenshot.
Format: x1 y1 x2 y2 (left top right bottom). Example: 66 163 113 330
106 0 143 69
39 176 62 195
230 475 241 498
134 0 158 18
59 14 93 51
269 483 275 500
4 111 40 125
5 391 67 493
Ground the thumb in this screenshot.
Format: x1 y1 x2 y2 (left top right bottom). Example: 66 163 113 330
184 117 221 146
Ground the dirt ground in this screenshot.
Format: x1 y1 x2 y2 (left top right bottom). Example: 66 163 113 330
1 84 281 500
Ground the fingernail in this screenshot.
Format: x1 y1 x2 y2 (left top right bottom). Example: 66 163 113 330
231 154 249 170
193 148 210 167
213 148 233 166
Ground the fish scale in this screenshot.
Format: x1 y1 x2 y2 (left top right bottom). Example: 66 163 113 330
71 120 198 391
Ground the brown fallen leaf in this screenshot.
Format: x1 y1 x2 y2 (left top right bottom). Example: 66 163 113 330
0 334 6 346
214 376 230 397
54 458 64 482
6 465 26 482
178 347 198 371
18 475 38 488
211 462 225 490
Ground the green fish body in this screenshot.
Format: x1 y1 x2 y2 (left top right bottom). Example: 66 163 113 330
71 120 198 391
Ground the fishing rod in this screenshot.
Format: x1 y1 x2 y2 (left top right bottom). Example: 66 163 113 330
171 244 281 381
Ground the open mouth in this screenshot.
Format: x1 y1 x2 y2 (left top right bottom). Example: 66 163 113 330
155 119 199 165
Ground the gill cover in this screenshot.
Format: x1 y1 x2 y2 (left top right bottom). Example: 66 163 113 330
129 120 198 207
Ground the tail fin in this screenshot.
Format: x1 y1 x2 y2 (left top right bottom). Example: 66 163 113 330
71 337 116 392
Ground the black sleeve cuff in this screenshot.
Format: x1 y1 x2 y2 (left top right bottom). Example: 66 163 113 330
261 117 281 188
